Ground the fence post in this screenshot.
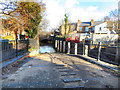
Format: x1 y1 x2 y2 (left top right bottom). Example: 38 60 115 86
84 45 88 56
63 41 66 53
27 39 29 51
83 42 85 55
115 44 120 63
75 43 77 55
97 42 101 61
60 40 62 52
55 40 57 49
57 40 59 52
16 39 18 57
67 42 70 54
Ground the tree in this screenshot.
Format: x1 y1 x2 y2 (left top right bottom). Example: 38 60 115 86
0 0 47 49
64 14 69 36
17 1 46 38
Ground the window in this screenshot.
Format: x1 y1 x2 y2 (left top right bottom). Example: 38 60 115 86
99 27 102 31
85 27 89 32
92 27 95 31
80 27 82 31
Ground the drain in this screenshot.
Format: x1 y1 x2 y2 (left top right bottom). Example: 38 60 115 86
62 78 82 83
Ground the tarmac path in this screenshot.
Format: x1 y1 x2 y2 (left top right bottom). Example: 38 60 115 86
2 53 119 88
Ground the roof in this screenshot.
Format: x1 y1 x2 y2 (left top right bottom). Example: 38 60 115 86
114 30 120 34
60 20 105 34
92 21 104 26
79 21 104 27
69 23 77 32
79 23 90 27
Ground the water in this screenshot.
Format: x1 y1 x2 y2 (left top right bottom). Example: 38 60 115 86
39 46 55 53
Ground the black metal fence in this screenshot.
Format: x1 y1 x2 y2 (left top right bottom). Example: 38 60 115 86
0 39 29 61
88 43 120 65
54 38 120 65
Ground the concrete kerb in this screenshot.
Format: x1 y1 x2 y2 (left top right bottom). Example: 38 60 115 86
68 54 120 73
1 52 30 69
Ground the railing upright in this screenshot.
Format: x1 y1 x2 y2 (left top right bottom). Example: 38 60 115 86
97 42 102 61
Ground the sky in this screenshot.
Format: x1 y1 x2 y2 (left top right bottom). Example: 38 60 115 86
43 0 119 30
0 0 119 31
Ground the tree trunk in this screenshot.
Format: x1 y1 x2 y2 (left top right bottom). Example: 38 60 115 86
37 34 40 50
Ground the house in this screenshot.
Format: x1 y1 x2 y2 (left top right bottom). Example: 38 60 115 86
0 18 27 40
59 19 118 44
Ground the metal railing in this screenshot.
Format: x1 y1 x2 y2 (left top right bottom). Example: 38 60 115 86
0 39 29 61
54 38 120 65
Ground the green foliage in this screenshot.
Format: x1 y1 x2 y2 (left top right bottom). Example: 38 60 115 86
118 65 120 69
64 14 69 35
24 57 27 60
18 1 45 38
64 35 69 38
18 60 21 62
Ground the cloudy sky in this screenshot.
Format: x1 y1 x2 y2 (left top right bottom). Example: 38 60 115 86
43 0 119 29
0 0 119 30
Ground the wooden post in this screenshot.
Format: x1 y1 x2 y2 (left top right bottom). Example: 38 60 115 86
57 40 59 52
60 40 62 52
97 42 101 61
115 44 120 63
63 41 66 53
85 45 88 56
75 43 77 55
67 42 70 54
16 38 18 57
59 40 60 52
55 40 57 48
83 42 85 55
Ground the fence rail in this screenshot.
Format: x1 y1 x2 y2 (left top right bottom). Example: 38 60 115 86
54 39 120 65
0 39 29 61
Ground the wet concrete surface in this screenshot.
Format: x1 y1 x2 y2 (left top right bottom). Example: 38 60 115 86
2 53 119 88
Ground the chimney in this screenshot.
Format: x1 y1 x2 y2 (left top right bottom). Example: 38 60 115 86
91 19 94 26
104 18 107 22
77 20 81 31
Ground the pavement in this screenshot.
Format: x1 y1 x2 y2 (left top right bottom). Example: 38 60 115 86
2 53 120 88
2 54 64 88
69 54 119 72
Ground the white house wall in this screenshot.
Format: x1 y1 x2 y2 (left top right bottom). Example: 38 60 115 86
94 22 110 34
93 34 118 44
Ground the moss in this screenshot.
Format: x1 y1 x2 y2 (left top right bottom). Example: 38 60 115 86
18 60 21 62
24 57 27 60
117 65 120 69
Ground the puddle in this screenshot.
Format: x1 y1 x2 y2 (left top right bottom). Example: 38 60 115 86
39 46 55 53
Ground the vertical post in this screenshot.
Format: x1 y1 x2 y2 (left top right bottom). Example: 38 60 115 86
18 22 20 40
115 44 120 63
75 43 77 55
97 42 101 61
63 41 66 53
55 40 57 49
57 40 59 52
83 42 85 55
16 38 18 57
84 45 88 56
60 40 62 52
59 40 60 52
67 42 70 54
26 39 29 51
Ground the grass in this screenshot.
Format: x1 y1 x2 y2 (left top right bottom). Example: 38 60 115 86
117 65 120 69
18 60 21 62
114 69 120 75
